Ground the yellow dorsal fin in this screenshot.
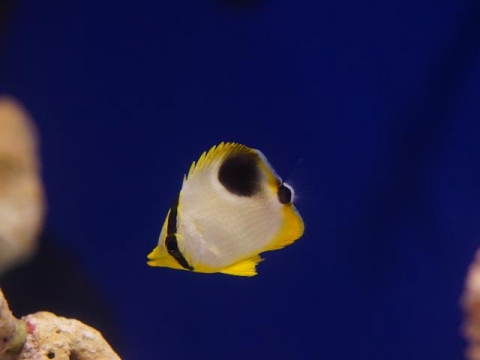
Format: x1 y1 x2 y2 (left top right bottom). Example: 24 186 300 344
220 255 263 277
185 142 256 181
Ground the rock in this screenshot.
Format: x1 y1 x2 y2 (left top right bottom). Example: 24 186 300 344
0 289 120 360
463 249 480 360
0 288 20 355
16 312 120 360
0 96 45 275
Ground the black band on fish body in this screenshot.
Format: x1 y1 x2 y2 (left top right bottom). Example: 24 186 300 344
165 196 194 271
277 183 293 204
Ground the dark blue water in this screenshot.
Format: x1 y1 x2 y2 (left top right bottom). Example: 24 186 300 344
1 1 479 359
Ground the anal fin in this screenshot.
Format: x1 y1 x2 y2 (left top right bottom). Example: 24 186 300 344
220 255 263 277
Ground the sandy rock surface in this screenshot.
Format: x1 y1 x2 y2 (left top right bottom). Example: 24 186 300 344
0 290 120 360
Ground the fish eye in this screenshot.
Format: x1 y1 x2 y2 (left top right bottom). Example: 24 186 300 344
165 234 194 271
277 183 293 204
165 235 178 251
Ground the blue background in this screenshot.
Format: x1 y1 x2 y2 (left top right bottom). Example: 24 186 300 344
1 1 480 359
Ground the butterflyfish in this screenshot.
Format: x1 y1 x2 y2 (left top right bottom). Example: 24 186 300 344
147 142 304 276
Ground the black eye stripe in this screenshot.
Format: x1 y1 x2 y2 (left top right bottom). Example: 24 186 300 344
165 234 193 271
167 196 179 234
165 196 194 271
165 235 178 251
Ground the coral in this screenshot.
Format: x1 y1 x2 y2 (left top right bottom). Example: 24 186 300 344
0 288 25 356
0 96 120 359
463 249 480 360
0 97 45 275
0 289 120 360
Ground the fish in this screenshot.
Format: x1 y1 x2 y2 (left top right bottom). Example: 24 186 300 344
147 142 304 276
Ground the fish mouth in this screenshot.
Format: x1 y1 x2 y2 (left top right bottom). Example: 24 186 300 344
146 251 164 267
147 246 162 261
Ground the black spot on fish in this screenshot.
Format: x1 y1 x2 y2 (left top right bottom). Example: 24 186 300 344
277 183 292 204
218 152 261 196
